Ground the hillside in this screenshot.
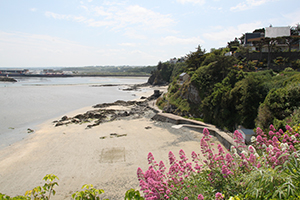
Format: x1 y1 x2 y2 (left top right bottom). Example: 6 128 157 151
149 46 300 132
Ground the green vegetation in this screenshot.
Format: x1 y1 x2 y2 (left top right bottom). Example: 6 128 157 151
0 175 143 200
150 41 300 131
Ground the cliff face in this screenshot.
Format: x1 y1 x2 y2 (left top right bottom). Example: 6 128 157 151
182 83 201 104
160 80 202 117
147 73 167 85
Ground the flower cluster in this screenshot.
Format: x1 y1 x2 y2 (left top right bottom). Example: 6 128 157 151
137 125 300 199
252 124 300 168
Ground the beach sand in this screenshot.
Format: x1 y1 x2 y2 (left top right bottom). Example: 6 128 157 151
0 86 222 199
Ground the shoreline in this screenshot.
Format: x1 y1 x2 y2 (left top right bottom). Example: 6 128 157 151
0 85 223 199
0 81 150 150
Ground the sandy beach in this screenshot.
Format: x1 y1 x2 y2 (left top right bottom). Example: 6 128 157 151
0 85 222 199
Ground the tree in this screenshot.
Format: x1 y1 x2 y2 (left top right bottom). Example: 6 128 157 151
185 45 206 72
227 38 240 52
262 37 277 69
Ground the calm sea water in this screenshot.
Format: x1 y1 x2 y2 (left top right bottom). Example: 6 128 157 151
0 76 148 149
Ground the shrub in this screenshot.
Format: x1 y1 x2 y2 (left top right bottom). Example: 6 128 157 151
136 125 300 199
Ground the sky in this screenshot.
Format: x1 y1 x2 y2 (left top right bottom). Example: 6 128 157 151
0 0 299 68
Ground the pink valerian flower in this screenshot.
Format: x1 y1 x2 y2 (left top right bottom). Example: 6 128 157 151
168 151 176 165
198 194 204 200
256 135 263 143
215 192 224 200
159 161 166 173
191 151 198 162
256 127 264 136
147 152 155 165
233 130 244 143
270 124 276 131
248 145 256 154
225 153 233 164
221 165 233 178
218 144 225 155
179 149 188 161
286 125 292 132
269 131 275 137
137 167 144 181
203 128 210 137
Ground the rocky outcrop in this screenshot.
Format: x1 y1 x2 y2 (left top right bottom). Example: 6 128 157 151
0 76 17 82
147 73 168 86
182 83 201 104
53 90 163 129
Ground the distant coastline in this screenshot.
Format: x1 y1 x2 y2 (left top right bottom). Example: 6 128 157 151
0 73 149 78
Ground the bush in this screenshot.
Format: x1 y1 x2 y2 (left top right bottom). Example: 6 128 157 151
136 125 300 199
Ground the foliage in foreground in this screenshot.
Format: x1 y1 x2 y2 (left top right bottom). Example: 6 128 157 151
0 175 142 200
137 124 300 199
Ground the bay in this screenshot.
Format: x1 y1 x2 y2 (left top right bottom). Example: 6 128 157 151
0 76 148 149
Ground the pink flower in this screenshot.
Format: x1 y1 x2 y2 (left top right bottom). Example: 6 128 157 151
269 131 275 137
215 192 224 200
184 197 188 200
256 135 263 143
270 124 276 131
179 149 187 160
168 151 176 165
147 152 154 165
191 151 198 161
198 194 204 200
256 127 263 135
286 125 292 132
137 167 144 181
203 128 210 136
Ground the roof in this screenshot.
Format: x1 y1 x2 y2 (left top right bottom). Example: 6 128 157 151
238 129 255 135
179 72 187 77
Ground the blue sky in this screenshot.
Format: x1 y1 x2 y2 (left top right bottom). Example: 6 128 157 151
0 0 299 68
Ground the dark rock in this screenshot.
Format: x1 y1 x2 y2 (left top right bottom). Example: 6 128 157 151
55 122 64 127
0 76 17 82
147 90 163 101
61 116 68 121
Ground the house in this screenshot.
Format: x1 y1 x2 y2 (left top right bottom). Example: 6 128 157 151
244 32 264 49
178 73 190 84
265 26 290 38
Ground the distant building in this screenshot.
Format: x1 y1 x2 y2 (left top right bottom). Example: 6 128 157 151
169 58 177 64
178 73 190 84
265 26 290 38
244 32 264 47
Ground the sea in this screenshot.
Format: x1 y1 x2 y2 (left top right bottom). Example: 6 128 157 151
0 76 148 150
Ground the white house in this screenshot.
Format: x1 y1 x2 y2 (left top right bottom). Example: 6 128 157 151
265 26 290 38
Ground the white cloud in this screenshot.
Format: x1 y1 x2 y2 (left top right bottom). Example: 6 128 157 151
177 0 205 5
230 0 275 11
119 42 137 47
45 4 174 32
123 29 148 40
45 11 72 20
160 36 205 45
0 31 159 67
203 21 262 45
283 10 300 26
30 8 37 12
